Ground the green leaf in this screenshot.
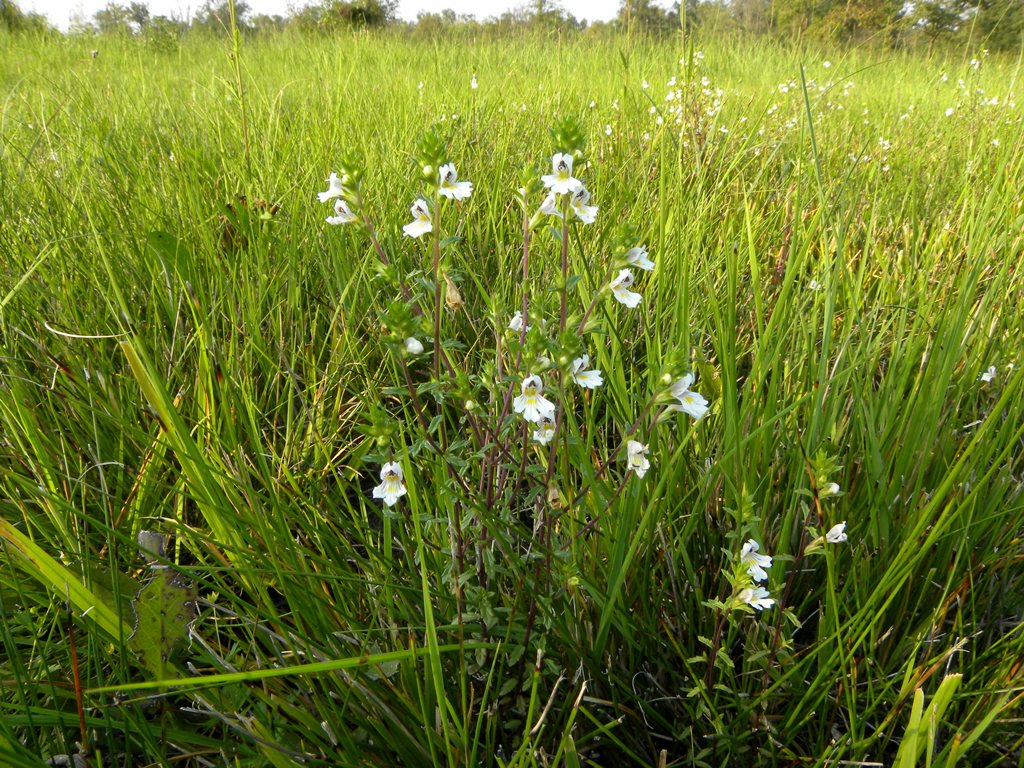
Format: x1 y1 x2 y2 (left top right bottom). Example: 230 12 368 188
128 569 197 679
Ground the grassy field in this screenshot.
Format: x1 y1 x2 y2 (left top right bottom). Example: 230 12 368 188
1 26 1023 767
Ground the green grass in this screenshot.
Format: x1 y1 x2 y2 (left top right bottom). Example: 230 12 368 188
1 26 1023 767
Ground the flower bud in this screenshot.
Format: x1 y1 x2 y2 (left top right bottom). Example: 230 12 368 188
421 164 434 180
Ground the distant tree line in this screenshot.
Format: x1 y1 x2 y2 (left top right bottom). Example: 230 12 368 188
1 0 1020 51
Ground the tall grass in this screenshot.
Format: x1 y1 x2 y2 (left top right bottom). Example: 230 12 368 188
1 27 1022 767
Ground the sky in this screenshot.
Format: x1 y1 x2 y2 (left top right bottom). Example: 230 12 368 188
19 0 628 30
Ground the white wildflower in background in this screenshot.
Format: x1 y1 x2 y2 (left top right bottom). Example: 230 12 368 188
372 462 407 507
669 374 709 420
569 355 603 389
604 124 612 136
825 522 848 543
820 482 841 498
570 186 598 224
737 586 775 611
402 199 432 238
513 374 556 423
625 440 651 478
541 153 583 195
318 172 346 203
945 107 955 117
806 520 850 554
740 539 772 582
509 311 529 332
823 60 832 68
539 192 563 219
609 269 642 308
438 163 473 200
980 365 997 383
642 79 649 89
808 279 822 291
533 418 555 445
471 74 478 89
326 198 357 226
625 245 655 271
404 337 424 355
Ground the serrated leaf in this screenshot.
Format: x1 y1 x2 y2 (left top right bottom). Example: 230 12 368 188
129 569 197 679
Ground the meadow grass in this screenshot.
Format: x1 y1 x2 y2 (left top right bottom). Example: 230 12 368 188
1 26 1023 767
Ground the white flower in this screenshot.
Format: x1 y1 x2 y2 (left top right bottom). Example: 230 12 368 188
808 279 822 291
569 355 603 389
438 163 473 201
569 185 598 224
513 374 556 423
820 482 841 498
538 192 563 219
402 198 432 238
470 74 478 89
737 586 774 611
326 198 357 225
625 440 650 478
541 152 583 195
740 539 772 582
372 462 407 507
532 418 555 445
980 365 997 383
825 522 848 543
509 311 529 332
604 124 612 136
822 60 832 68
669 373 709 420
625 245 655 271
642 79 649 89
404 337 424 354
317 172 346 203
609 269 642 308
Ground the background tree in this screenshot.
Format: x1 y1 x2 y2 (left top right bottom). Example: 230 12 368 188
617 0 679 34
192 0 251 34
127 1 150 30
1 0 50 31
93 2 133 34
974 0 1024 49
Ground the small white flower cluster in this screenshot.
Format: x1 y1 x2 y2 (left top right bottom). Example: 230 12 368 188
318 173 358 226
537 153 598 225
736 539 774 611
403 163 474 239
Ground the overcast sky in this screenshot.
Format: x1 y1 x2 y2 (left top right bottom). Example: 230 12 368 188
19 0 634 29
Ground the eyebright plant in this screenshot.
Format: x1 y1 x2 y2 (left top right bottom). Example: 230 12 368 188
313 116 837 746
